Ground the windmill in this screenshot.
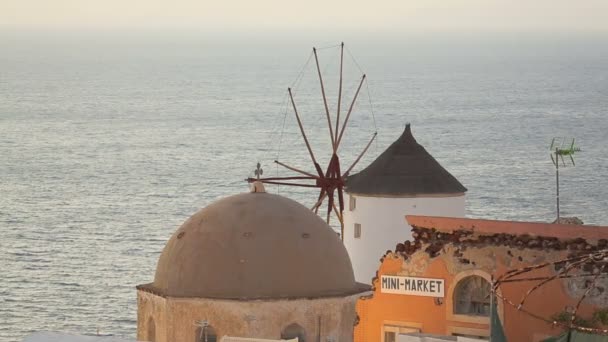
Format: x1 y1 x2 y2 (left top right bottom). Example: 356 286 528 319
549 137 581 222
246 43 377 239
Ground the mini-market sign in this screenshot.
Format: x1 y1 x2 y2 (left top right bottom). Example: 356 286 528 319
380 275 445 298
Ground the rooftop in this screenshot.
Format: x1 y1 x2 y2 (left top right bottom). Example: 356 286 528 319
405 215 608 241
146 189 369 299
345 124 467 196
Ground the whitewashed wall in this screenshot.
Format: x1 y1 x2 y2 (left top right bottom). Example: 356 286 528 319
343 194 465 284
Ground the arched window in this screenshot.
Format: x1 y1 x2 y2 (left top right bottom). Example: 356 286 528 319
195 324 217 342
281 323 306 342
453 275 491 316
147 317 156 342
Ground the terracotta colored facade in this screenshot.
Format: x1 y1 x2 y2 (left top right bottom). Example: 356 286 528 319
355 216 608 342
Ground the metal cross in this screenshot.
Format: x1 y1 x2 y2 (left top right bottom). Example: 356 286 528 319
254 162 263 180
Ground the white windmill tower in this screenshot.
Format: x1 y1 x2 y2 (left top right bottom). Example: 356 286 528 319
343 124 467 284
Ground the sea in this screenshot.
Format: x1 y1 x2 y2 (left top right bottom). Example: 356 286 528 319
1 31 607 341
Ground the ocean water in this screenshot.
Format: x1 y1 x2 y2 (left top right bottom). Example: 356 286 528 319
1 32 607 341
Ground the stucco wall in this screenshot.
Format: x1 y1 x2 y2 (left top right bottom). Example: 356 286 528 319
343 194 465 284
138 290 168 342
355 240 607 342
137 291 364 342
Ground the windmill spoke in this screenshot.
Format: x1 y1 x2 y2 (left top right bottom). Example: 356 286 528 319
324 153 337 177
247 176 316 183
313 162 325 179
334 42 344 151
334 153 342 177
274 160 320 179
343 132 377 177
337 186 345 213
258 180 319 188
336 187 345 241
313 47 336 150
332 202 343 225
314 197 324 214
311 191 327 212
336 74 366 150
326 192 335 224
288 87 322 177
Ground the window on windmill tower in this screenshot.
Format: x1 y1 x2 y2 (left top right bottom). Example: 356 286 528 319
349 195 356 211
453 276 491 316
195 324 217 342
354 223 362 239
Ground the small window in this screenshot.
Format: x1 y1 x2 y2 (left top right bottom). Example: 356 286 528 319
384 331 396 342
453 276 491 316
354 223 361 239
281 323 306 342
195 324 217 342
349 195 356 211
383 325 420 342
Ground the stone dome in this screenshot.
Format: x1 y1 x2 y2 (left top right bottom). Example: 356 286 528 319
151 190 367 299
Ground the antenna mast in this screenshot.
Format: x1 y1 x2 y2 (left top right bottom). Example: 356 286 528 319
549 137 581 223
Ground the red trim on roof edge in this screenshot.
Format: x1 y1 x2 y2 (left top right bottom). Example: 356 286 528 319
405 215 608 241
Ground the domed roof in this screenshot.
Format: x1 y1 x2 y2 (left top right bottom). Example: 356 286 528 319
346 124 467 196
148 188 368 299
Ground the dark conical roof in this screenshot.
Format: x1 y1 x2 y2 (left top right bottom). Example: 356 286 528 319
345 124 467 196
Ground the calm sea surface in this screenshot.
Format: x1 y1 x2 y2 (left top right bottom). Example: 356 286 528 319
1 32 607 341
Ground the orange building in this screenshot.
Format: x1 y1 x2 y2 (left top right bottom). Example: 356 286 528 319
355 216 608 342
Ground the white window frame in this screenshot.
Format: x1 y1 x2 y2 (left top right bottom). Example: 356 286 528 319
381 321 422 342
445 270 497 338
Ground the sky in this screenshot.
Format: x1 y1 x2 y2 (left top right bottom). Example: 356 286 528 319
1 0 608 33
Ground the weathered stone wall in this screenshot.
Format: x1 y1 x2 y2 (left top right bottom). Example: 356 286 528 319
355 225 608 342
137 291 363 342
386 226 608 307
167 295 361 342
138 290 168 342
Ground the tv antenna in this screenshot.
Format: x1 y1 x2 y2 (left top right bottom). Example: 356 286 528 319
549 137 581 222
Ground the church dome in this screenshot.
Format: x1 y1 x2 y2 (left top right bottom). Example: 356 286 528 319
151 188 367 299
